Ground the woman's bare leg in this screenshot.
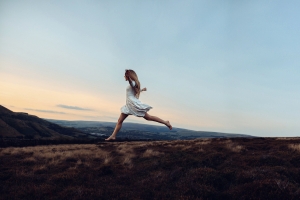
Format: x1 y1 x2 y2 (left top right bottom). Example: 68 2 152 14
143 112 172 130
105 113 128 140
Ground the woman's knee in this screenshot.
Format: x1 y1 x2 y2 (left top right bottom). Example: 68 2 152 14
117 113 128 124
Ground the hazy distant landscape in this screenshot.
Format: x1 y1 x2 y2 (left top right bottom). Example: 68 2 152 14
46 119 254 140
0 105 253 146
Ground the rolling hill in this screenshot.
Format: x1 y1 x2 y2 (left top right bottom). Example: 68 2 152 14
0 105 87 139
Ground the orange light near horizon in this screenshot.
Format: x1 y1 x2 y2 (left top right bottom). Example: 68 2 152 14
1 60 242 132
0 72 121 121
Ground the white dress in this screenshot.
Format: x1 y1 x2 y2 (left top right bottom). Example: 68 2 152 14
120 80 152 117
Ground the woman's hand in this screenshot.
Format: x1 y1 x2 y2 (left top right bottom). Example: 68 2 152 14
141 87 147 92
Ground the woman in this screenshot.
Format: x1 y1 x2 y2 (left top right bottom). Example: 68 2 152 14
105 69 172 141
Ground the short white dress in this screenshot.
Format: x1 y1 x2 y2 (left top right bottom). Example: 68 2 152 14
121 80 152 117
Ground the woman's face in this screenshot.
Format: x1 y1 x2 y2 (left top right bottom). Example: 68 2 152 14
124 75 128 81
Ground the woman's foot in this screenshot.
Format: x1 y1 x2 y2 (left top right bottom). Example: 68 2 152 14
166 121 172 130
105 135 116 141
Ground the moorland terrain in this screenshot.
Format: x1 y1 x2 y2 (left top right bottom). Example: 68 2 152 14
1 105 299 199
1 137 300 199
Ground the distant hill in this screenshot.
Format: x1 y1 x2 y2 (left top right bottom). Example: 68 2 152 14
0 105 87 139
45 119 254 140
0 104 253 140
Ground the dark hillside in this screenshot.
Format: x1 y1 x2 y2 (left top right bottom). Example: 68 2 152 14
0 105 86 139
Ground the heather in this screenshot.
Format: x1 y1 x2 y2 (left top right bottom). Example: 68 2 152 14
1 138 300 199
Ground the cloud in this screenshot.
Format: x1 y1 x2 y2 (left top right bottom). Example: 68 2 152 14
25 108 66 114
57 104 93 111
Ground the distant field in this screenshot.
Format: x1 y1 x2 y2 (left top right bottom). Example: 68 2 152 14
1 138 300 199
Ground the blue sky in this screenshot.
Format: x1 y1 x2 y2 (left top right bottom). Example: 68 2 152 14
1 0 300 137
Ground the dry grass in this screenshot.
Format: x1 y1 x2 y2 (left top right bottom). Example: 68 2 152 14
1 138 300 199
288 144 300 152
142 149 164 157
222 140 244 152
0 144 112 170
276 137 300 140
157 139 211 152
116 143 135 167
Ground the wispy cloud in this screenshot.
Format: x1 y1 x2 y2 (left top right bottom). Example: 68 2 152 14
25 108 66 114
57 104 93 111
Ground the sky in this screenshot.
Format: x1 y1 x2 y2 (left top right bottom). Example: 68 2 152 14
1 0 300 137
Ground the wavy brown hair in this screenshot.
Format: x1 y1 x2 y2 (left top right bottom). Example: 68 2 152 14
125 69 141 98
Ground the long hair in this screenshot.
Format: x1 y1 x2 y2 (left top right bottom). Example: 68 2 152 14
125 69 141 98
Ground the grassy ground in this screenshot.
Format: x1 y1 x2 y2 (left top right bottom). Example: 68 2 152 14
1 138 300 199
